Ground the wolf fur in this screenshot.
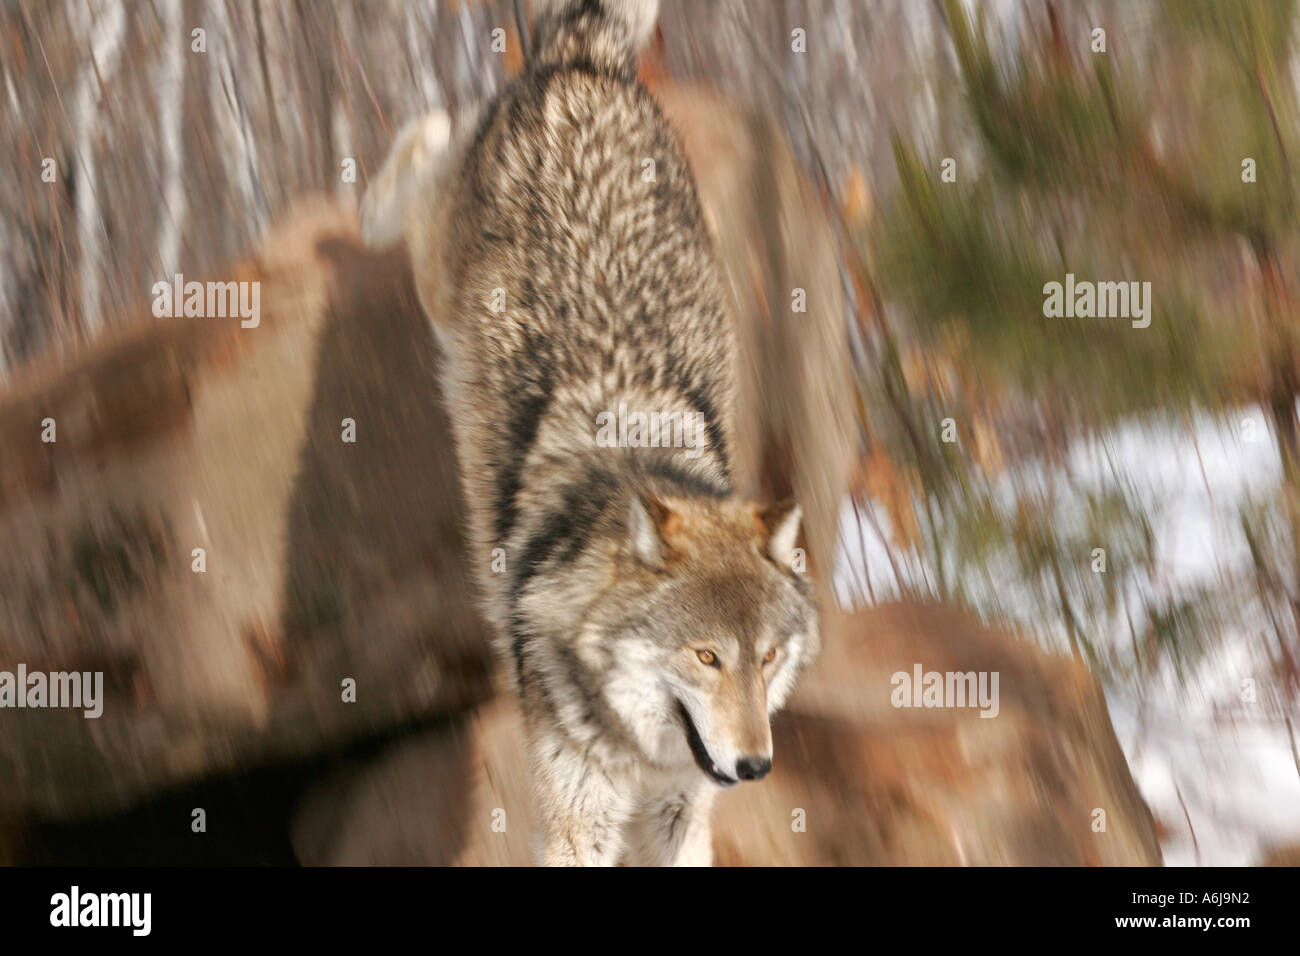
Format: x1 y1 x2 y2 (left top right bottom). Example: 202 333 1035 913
365 0 820 866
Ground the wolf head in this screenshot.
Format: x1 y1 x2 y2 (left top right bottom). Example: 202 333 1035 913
544 492 818 788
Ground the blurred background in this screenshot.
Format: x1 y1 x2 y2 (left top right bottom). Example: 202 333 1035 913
0 0 1297 865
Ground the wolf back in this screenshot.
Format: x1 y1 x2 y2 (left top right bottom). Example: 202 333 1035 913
436 0 738 677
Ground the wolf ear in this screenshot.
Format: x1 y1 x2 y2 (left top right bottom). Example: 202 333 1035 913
628 493 677 568
757 500 803 571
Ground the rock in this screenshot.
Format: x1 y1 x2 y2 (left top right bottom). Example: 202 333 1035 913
292 700 533 867
0 202 494 818
714 604 1162 865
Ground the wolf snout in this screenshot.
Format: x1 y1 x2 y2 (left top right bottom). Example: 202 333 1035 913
735 755 772 781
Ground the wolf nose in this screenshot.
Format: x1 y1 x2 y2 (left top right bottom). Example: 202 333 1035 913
735 756 772 781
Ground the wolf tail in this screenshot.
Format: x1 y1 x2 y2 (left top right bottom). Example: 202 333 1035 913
360 1 657 250
530 0 660 75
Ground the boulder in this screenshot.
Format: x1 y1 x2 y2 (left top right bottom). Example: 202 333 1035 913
0 204 493 818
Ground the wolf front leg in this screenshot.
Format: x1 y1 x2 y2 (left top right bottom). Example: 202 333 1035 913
527 730 633 866
622 783 717 866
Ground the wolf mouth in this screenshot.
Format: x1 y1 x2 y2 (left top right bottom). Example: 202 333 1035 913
675 700 738 787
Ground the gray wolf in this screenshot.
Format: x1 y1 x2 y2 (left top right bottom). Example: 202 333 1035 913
363 0 819 866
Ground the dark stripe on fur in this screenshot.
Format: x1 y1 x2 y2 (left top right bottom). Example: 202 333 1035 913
508 617 527 691
493 328 557 546
653 350 731 477
513 466 620 591
676 376 731 473
640 457 732 499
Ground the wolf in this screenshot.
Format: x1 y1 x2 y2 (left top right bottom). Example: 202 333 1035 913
362 0 819 866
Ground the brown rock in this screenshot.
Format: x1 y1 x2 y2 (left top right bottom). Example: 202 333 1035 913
763 603 1163 865
0 202 494 818
293 699 534 867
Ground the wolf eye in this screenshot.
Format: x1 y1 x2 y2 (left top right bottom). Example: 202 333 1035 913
762 648 778 665
696 649 719 667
